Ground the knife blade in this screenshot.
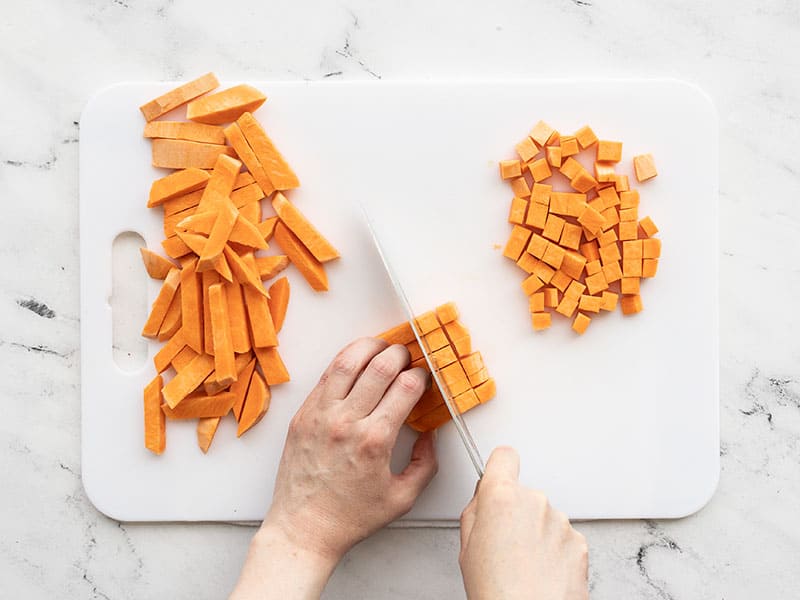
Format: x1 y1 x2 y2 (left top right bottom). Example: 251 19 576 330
360 204 485 478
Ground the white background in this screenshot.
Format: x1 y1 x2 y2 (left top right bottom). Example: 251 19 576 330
1 1 798 598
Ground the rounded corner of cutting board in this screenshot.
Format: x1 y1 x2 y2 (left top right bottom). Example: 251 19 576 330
81 465 129 523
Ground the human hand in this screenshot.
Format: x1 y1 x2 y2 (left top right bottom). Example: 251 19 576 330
459 447 588 600
267 336 438 558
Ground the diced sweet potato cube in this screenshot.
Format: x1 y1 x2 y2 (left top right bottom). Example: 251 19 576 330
529 120 555 146
555 297 578 318
619 190 640 209
532 259 556 284
623 258 643 277
574 125 598 149
414 311 440 334
564 280 586 300
454 389 480 413
579 295 602 313
474 378 496 403
602 260 623 283
543 287 559 308
510 177 531 198
577 205 606 235
559 157 583 180
596 140 623 163
542 243 566 269
406 342 424 362
516 137 539 162
525 202 548 229
431 345 458 369
531 183 552 205
560 251 586 280
567 195 588 218
633 153 658 182
600 291 619 311
499 159 522 180
572 313 591 335
548 192 569 216
597 186 620 208
546 146 562 168
521 273 544 296
531 312 552 331
642 238 662 258
460 352 485 376
508 197 529 224
579 240 600 261
529 292 545 313
620 294 644 315
558 223 582 251
527 233 549 259
547 130 560 145
467 367 490 388
594 162 616 183
622 240 643 260
597 229 618 248
440 361 471 396
423 328 450 353
435 302 460 325
618 221 638 240
528 158 552 182
550 270 572 292
585 259 601 276
503 225 533 261
560 136 579 157
639 216 659 238
615 174 630 192
588 197 604 213
600 207 620 230
585 271 609 295
542 214 566 242
517 252 538 274
642 258 659 278
377 321 416 346
621 277 640 295
619 207 638 222
570 170 598 193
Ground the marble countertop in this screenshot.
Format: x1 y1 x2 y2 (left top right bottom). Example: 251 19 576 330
2 0 798 598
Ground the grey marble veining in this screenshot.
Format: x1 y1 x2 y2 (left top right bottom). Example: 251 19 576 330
1 0 798 598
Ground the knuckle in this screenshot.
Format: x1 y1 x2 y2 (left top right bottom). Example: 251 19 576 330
328 420 350 443
331 353 357 376
396 370 424 395
369 354 399 380
360 430 388 456
394 490 416 515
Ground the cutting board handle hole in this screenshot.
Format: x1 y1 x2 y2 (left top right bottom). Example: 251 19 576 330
111 231 148 372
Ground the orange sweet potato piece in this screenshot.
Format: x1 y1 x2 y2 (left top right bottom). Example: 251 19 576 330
144 374 166 454
162 391 236 419
148 168 210 207
162 352 215 408
208 283 237 386
268 277 290 334
157 287 182 341
142 268 181 338
273 222 329 292
256 255 290 281
237 112 300 191
225 281 251 354
186 84 267 125
171 345 198 372
177 258 203 353
140 248 177 279
144 121 225 145
223 246 267 296
223 121 275 196
460 352 485 376
231 357 257 421
254 346 291 385
257 217 279 243
151 139 236 170
153 330 186 373
408 403 453 432
197 417 221 453
139 72 219 122
197 201 238 273
272 193 339 262
238 200 262 225
241 256 278 348
163 189 204 216
231 183 266 209
196 154 241 213
377 321 416 346
237 370 270 437
633 153 658 182
474 378 496 403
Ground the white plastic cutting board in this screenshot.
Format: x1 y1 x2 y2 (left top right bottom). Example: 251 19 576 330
80 80 718 523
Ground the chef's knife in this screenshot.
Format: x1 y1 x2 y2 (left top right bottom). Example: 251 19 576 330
360 205 485 478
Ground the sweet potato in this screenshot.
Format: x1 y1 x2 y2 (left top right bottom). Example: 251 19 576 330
139 72 219 122
254 346 290 385
151 139 236 170
161 353 215 409
237 112 300 191
256 255 289 281
187 84 267 125
144 121 225 144
140 248 176 279
162 391 236 419
272 193 339 262
222 121 275 196
273 222 328 292
141 268 181 338
197 417 221 453
231 357 257 421
237 370 270 437
268 277 290 333
144 375 166 454
208 283 236 387
224 246 267 296
148 168 210 207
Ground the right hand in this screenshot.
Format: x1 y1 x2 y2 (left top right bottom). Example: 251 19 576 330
459 447 589 600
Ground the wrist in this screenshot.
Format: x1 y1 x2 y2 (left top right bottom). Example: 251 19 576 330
254 518 342 577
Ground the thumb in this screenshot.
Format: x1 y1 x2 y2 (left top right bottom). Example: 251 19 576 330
393 430 439 510
480 446 520 488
